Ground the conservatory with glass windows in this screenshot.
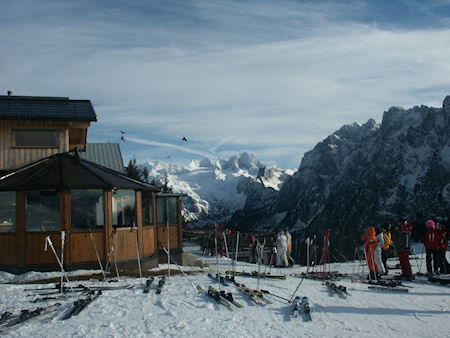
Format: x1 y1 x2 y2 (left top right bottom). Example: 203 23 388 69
0 151 183 273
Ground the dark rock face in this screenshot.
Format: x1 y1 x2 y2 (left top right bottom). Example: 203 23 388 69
229 96 450 255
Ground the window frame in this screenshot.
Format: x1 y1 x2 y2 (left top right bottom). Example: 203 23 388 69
70 189 105 231
0 191 16 233
112 189 137 228
13 128 59 148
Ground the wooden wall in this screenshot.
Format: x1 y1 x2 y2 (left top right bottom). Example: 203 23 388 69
70 231 105 264
157 225 179 250
0 190 178 269
0 120 90 170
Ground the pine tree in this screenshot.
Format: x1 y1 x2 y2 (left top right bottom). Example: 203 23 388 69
125 158 141 180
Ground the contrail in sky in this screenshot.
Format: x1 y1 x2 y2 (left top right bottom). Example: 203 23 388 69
126 136 217 159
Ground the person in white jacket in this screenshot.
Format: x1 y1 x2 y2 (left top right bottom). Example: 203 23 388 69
276 229 288 267
375 227 386 275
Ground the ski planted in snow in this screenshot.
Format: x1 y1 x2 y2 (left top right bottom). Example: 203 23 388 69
156 277 166 294
61 291 102 320
143 277 155 293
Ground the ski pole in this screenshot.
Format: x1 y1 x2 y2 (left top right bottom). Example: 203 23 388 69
233 231 240 276
158 241 198 292
132 224 142 279
44 236 73 292
289 263 313 303
261 289 290 303
60 231 65 294
87 225 106 281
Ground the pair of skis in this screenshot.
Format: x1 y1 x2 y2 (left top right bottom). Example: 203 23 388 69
0 294 94 334
291 296 311 321
233 282 272 305
225 270 286 280
325 281 350 297
0 303 63 334
196 285 243 309
143 277 165 294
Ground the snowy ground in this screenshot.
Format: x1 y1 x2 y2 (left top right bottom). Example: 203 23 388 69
0 242 449 338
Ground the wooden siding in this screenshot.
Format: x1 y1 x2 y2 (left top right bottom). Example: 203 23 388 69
25 232 61 265
0 234 17 265
157 225 179 250
0 120 90 170
114 229 138 260
70 231 105 263
141 227 156 256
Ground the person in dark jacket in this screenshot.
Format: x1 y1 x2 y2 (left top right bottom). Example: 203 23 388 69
392 218 413 280
423 220 441 276
436 222 449 274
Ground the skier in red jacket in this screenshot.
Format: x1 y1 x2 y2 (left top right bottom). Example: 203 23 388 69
423 220 441 276
392 218 413 280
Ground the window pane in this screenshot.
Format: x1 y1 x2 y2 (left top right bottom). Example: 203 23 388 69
26 190 60 232
142 191 153 226
157 197 178 224
0 191 16 233
112 190 136 227
168 197 178 224
14 129 59 147
71 189 104 230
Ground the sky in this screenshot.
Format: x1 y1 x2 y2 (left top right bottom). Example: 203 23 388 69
1 0 450 169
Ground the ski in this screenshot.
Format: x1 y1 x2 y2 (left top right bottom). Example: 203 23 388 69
196 285 232 308
208 285 244 308
233 282 272 304
156 277 166 294
325 281 349 296
61 291 102 320
225 270 286 280
32 283 133 296
143 277 155 293
428 276 450 285
367 285 409 293
301 296 312 321
208 273 230 286
291 296 302 318
0 303 62 333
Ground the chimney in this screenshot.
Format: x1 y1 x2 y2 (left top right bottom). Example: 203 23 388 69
7 90 12 96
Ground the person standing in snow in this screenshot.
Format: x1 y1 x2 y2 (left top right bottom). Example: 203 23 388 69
436 222 449 273
380 223 393 274
362 226 379 280
374 227 386 276
423 220 441 276
392 218 413 280
276 229 288 267
284 228 294 266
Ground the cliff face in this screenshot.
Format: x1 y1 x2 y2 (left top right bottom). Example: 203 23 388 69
229 96 450 250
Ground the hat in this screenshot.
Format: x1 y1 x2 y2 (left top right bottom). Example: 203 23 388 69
426 220 435 229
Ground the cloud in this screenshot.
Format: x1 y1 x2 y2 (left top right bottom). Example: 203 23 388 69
1 0 450 168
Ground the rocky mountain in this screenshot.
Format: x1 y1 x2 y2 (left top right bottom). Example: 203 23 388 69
228 96 450 254
142 152 294 227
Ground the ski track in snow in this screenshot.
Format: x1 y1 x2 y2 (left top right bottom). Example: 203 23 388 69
0 243 449 337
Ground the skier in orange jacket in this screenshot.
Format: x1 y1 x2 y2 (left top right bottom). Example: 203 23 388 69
362 226 379 280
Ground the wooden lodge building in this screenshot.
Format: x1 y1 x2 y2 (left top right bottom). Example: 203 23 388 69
0 94 183 273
